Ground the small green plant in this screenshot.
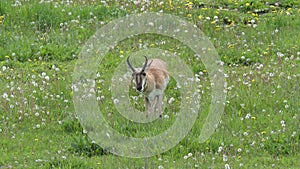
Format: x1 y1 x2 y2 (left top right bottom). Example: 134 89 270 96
69 134 109 157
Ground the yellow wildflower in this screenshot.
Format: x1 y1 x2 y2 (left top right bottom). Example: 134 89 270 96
228 44 234 48
185 1 193 9
168 0 172 7
0 15 4 23
252 13 258 17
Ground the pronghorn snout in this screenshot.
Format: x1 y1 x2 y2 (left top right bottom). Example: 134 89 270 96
136 85 143 91
136 77 144 92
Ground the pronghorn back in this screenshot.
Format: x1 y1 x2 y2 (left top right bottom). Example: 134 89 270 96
148 59 167 71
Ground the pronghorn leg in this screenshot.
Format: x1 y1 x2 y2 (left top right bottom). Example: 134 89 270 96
157 95 163 117
145 97 151 117
152 96 157 112
150 96 157 114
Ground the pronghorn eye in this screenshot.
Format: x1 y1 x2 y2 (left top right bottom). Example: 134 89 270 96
142 72 146 76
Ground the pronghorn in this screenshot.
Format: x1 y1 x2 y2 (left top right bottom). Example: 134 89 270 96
127 56 169 117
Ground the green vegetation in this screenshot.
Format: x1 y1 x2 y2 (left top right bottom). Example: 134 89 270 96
0 0 299 168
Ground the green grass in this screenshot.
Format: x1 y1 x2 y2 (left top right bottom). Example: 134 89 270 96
0 0 299 168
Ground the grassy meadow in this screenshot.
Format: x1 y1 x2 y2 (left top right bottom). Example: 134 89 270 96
0 0 299 168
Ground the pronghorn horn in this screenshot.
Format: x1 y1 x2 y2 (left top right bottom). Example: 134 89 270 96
147 59 153 68
126 56 136 73
141 56 148 72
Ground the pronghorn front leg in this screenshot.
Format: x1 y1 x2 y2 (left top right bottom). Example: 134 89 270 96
151 95 162 117
156 95 163 117
151 96 158 115
145 97 151 117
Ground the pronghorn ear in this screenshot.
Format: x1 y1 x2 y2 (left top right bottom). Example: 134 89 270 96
146 60 153 70
147 60 153 68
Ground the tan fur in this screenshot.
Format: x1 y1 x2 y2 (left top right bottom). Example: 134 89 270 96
143 59 169 117
127 57 169 117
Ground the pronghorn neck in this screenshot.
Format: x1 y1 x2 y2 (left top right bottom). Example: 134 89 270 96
143 73 155 94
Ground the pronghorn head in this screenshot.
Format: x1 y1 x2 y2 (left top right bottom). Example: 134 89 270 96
127 56 152 92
